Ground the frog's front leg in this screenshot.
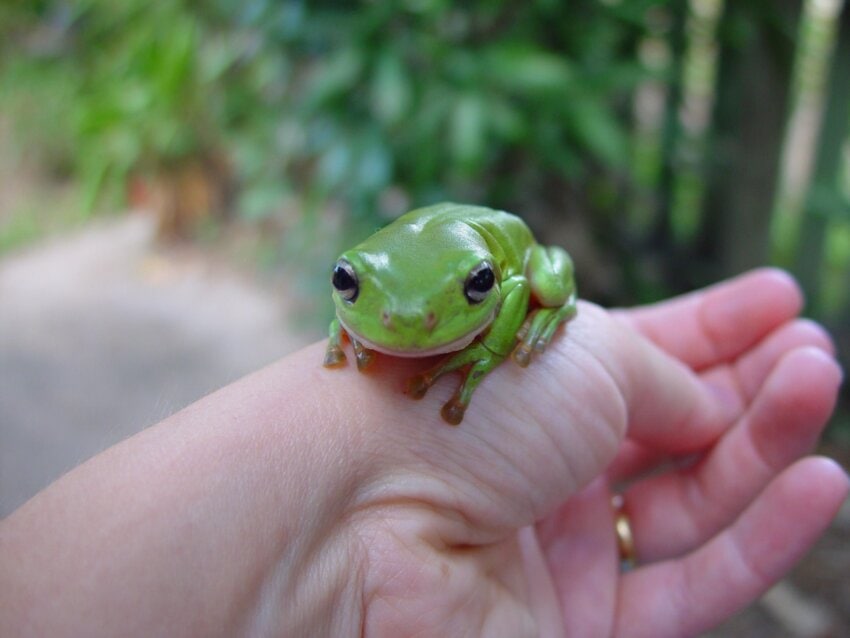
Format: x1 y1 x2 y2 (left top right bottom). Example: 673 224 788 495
407 276 530 424
323 318 376 370
323 318 347 368
513 245 577 367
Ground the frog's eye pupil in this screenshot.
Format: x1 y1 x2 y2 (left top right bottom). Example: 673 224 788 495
464 263 495 304
332 260 358 302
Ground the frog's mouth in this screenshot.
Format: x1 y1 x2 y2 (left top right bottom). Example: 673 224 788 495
337 311 495 358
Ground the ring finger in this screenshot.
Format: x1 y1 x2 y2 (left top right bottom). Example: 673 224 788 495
614 457 848 638
619 346 841 563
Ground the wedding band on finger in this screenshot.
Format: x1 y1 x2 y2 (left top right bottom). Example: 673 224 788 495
612 494 637 570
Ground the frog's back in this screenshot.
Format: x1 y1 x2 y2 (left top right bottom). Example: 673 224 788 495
391 203 535 275
397 203 526 232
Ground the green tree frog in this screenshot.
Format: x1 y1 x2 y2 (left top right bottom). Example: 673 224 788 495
323 203 577 424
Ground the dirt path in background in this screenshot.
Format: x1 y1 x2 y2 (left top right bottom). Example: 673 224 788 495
0 215 309 515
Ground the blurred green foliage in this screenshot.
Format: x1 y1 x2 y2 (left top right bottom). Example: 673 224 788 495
2 0 691 316
2 1 848 270
0 0 668 235
253 0 650 214
1 1 850 433
0 0 231 209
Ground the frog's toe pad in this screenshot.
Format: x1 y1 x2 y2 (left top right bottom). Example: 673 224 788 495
406 375 431 399
354 350 376 371
323 346 347 368
512 343 533 368
441 398 466 425
515 323 531 341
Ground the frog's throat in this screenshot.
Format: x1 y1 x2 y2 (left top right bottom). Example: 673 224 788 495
337 311 495 358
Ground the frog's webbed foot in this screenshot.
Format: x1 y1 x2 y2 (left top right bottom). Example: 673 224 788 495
512 292 577 367
408 368 470 424
351 338 376 371
441 396 468 426
408 372 471 424
323 343 347 368
439 357 497 424
323 318 376 371
405 360 464 401
406 343 502 425
406 370 436 399
324 339 375 371
323 317 348 368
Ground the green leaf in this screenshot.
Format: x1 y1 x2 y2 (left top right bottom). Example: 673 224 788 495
317 140 353 191
487 98 526 142
355 137 393 191
304 48 364 110
450 93 487 170
808 184 850 221
371 51 412 126
563 92 627 166
485 45 575 95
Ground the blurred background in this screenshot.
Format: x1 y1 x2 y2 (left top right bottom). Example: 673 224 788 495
1 0 849 634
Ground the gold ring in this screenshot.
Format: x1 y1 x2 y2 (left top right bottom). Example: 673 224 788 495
612 494 637 569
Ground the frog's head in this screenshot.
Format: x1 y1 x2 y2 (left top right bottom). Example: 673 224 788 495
330 223 501 356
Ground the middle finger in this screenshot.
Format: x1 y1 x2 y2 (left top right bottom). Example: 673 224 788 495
606 318 836 482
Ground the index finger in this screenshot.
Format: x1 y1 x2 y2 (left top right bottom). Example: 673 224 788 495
614 269 803 371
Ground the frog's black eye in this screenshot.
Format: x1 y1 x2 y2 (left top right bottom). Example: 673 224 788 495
332 260 359 302
464 262 495 304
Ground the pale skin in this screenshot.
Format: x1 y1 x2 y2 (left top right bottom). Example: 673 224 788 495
1 269 846 637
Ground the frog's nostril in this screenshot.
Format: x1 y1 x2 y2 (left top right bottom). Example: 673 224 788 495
381 310 393 329
425 311 437 332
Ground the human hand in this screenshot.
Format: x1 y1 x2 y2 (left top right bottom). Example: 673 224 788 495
1 270 845 637
541 269 848 636
344 269 846 637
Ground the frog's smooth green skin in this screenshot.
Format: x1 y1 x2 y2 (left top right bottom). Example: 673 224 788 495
323 202 577 424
